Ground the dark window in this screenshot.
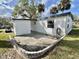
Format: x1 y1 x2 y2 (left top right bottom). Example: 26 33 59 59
67 24 69 28
47 21 54 28
34 21 36 24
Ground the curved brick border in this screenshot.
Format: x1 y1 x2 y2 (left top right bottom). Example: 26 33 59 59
10 35 65 59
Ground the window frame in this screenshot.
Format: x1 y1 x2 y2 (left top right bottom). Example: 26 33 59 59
47 20 54 28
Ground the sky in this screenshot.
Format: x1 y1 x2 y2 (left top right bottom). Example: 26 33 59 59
0 0 79 17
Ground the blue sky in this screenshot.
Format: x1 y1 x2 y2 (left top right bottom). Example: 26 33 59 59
0 0 79 17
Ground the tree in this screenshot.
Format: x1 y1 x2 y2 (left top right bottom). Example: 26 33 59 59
50 6 58 14
12 0 45 20
0 18 13 28
50 0 71 14
38 4 45 13
59 0 71 11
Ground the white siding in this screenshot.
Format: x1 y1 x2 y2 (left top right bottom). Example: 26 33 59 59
31 21 37 31
65 16 72 34
13 15 72 36
31 16 72 36
31 20 55 36
13 20 31 35
54 16 66 35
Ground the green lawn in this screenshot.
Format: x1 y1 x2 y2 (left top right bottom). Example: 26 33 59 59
0 33 15 40
44 28 79 59
0 29 5 33
0 33 15 53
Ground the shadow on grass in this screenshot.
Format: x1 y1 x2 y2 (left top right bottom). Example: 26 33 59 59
60 28 79 50
73 24 79 28
73 25 78 28
0 40 13 48
68 28 79 38
59 40 79 50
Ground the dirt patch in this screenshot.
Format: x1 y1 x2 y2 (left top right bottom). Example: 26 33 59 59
0 49 24 59
15 32 57 46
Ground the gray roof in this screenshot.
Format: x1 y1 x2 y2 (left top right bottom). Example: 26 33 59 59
44 12 74 20
51 12 72 17
12 18 30 20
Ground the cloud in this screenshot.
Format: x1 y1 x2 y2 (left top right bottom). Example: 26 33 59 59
71 4 75 8
41 0 48 4
0 4 14 11
4 0 13 3
71 0 75 2
56 0 60 4
0 0 19 17
0 0 5 3
0 0 14 10
0 6 5 9
3 4 14 10
0 12 11 17
0 0 13 4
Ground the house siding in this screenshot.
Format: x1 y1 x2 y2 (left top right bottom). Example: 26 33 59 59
31 20 55 36
13 20 31 35
65 16 72 34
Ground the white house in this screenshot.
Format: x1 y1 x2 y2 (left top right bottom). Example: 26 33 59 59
12 12 73 36
13 19 31 35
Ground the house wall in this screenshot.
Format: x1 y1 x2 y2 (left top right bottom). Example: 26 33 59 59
31 20 55 36
31 16 71 36
54 16 66 36
13 15 72 36
53 15 72 35
13 20 31 35
65 16 72 34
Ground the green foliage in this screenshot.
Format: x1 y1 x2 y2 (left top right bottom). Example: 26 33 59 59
50 6 58 14
0 18 13 28
0 33 14 53
13 0 36 18
50 0 71 14
38 4 45 13
12 5 20 17
12 0 45 20
20 0 28 5
59 0 71 11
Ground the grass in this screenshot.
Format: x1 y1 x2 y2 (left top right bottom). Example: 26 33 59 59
0 29 5 33
0 33 15 53
0 33 15 40
43 26 79 59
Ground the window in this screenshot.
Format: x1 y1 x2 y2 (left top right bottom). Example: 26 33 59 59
33 21 36 24
47 21 54 28
67 24 69 28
